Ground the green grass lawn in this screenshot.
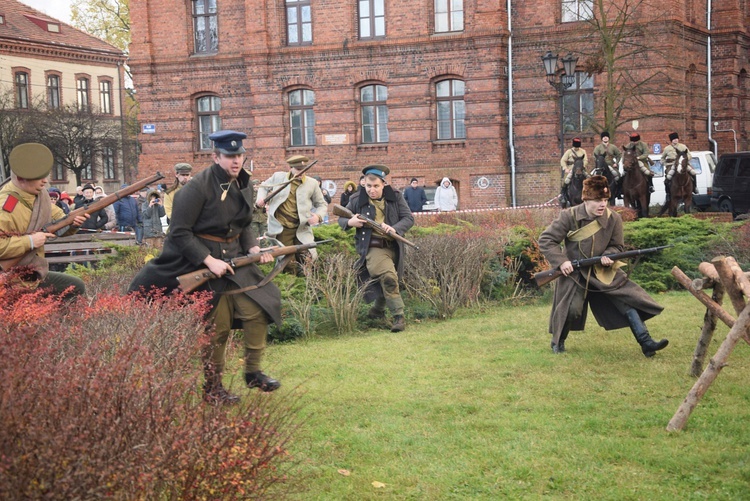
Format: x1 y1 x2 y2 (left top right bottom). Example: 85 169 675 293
237 292 750 499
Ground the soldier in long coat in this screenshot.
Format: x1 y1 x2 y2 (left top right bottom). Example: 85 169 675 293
339 165 414 332
255 155 327 272
538 176 668 357
129 130 282 404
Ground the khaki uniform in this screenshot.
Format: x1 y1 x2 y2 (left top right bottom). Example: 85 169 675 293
0 182 84 296
593 143 621 171
163 184 181 220
661 143 694 179
560 147 590 185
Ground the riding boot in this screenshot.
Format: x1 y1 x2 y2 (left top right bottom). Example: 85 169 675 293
203 364 240 405
691 174 699 194
664 179 672 204
560 185 569 206
616 177 624 199
551 323 570 354
625 308 668 357
647 176 655 193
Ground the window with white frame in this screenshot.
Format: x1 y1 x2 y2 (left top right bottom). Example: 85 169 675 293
359 0 385 39
102 146 116 179
197 96 222 150
100 80 112 114
562 72 594 133
435 0 463 33
289 89 315 146
15 72 29 109
287 0 312 45
436 79 466 140
77 77 90 111
562 0 593 22
47 75 61 109
193 0 218 53
360 84 389 143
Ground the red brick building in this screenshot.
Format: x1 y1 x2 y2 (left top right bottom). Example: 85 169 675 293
129 1 749 208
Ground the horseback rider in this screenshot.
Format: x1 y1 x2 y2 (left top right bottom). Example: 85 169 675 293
592 131 621 194
559 137 589 205
622 132 655 193
661 131 698 197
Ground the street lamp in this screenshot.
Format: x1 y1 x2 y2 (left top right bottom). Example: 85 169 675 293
541 51 579 158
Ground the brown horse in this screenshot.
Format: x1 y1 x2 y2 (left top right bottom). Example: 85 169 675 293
659 150 693 217
561 155 586 208
621 144 651 218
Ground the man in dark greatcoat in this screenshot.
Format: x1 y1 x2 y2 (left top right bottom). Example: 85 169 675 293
538 175 668 357
129 130 281 404
339 165 414 332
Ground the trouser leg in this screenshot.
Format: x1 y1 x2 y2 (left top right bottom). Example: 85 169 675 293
39 271 85 299
366 246 406 331
552 286 585 353
276 226 308 275
203 296 239 404
233 293 280 392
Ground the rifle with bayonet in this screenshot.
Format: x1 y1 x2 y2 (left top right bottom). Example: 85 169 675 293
0 172 164 272
332 204 419 250
261 159 319 205
533 244 673 287
176 239 332 293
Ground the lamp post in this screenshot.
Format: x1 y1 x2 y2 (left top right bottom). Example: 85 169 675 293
541 51 579 158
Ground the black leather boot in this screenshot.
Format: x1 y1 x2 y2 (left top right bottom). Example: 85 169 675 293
245 371 281 392
692 174 699 194
551 324 570 354
203 375 240 405
626 309 668 357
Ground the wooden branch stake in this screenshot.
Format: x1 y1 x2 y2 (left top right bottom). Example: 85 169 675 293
667 305 750 432
690 281 724 377
671 266 736 329
712 257 747 316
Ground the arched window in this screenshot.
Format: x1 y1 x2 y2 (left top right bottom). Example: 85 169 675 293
360 84 389 143
196 95 222 150
436 79 465 140
289 89 315 146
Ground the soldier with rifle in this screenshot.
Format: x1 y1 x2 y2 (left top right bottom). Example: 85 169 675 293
537 175 669 357
0 143 90 297
129 130 283 404
338 165 414 332
255 155 327 274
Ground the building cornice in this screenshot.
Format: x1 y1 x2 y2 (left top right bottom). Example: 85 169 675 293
0 38 126 66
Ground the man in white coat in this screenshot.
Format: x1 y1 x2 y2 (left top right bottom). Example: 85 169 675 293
255 155 327 273
434 177 458 211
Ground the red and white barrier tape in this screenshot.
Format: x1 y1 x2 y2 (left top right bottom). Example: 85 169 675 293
413 197 561 216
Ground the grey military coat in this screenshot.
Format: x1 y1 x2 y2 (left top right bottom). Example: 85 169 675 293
129 163 282 326
538 205 663 343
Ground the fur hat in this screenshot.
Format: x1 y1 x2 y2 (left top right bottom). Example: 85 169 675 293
668 132 679 141
629 132 640 141
582 175 611 201
600 131 610 139
572 137 582 147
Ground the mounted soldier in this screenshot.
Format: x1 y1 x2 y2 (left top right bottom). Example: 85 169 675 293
621 132 655 194
559 137 589 206
662 131 698 197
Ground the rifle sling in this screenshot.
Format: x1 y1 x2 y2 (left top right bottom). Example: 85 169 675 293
220 254 294 295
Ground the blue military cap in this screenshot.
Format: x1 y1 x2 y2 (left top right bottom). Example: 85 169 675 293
362 164 390 180
208 130 247 154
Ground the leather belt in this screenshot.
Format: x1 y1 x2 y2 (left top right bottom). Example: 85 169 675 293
196 233 241 243
369 236 392 249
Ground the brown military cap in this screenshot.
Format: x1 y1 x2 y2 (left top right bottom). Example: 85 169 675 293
286 155 309 167
9 143 54 180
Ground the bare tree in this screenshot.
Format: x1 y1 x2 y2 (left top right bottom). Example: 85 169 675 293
0 88 34 183
24 105 122 186
563 0 676 135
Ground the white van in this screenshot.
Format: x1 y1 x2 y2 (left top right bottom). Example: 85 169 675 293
616 150 717 210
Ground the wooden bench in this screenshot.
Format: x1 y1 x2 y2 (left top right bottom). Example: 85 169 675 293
45 232 138 265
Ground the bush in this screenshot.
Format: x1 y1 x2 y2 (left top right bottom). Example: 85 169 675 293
0 278 298 500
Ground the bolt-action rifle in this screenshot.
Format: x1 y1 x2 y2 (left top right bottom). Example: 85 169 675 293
332 204 419 250
533 244 673 287
0 172 164 272
176 239 332 293
261 160 318 205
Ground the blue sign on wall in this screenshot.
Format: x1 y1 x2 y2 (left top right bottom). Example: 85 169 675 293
652 143 662 154
142 124 156 134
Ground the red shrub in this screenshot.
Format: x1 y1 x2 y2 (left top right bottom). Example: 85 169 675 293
0 282 298 500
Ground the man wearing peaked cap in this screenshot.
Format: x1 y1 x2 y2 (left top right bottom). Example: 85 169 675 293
538 174 667 358
0 143 88 297
255 154 327 273
338 164 414 333
129 129 283 403
661 131 697 197
164 162 194 224
559 137 590 207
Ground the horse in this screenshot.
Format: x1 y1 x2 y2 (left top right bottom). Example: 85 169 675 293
621 144 651 218
592 153 618 206
561 155 586 208
659 150 693 217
